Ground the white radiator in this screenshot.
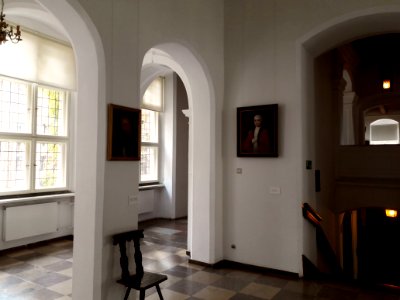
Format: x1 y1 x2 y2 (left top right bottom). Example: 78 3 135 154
3 202 58 241
139 190 154 214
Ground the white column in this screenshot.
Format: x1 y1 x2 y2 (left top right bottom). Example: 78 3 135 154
341 92 356 145
182 109 192 253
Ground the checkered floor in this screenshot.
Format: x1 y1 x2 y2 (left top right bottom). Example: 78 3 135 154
0 219 400 299
139 219 400 300
0 238 72 299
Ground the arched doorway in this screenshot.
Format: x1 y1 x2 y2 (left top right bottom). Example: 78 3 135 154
27 1 105 298
140 44 222 264
299 7 400 280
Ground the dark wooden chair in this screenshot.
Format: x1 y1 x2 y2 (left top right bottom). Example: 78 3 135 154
113 229 168 300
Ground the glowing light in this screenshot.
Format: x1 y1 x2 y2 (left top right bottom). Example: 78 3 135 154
386 209 398 218
383 80 391 90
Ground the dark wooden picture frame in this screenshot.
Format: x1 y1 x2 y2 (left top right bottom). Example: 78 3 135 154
107 104 141 161
237 104 278 157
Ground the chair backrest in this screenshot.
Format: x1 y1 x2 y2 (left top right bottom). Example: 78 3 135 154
113 229 145 279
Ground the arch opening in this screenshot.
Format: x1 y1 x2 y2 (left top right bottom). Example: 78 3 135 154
32 1 106 299
299 6 400 285
369 118 399 145
141 43 220 263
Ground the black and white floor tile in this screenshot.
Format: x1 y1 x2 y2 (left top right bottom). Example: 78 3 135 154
0 218 399 299
0 238 72 300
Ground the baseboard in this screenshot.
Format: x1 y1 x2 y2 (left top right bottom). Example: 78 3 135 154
188 259 215 267
138 216 188 225
0 235 73 254
189 259 299 279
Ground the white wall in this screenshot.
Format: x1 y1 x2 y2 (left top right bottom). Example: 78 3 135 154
224 0 303 274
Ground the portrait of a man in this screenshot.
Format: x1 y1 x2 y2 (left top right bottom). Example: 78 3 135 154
237 104 278 157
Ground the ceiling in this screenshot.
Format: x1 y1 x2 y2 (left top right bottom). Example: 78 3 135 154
340 33 400 117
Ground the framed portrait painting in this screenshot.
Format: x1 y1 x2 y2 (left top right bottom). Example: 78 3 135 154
237 104 278 157
107 104 141 161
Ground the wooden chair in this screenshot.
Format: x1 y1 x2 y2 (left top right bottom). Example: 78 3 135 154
113 229 168 300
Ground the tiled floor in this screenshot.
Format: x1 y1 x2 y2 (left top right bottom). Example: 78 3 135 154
1 219 400 299
0 238 73 300
137 219 400 300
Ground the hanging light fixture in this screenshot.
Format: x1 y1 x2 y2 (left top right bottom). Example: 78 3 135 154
0 0 22 44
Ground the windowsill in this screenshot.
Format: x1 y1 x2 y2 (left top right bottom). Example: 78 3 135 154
139 184 164 191
0 192 75 205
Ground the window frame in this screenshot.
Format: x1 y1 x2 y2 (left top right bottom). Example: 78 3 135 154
140 77 164 185
0 75 70 196
140 109 161 185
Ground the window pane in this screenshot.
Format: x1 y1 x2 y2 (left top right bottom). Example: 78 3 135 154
35 142 66 189
142 77 163 110
140 146 158 182
370 119 399 145
141 109 158 143
0 78 30 133
0 140 30 192
36 87 66 136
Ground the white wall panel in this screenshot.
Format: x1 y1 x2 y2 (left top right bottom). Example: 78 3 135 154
3 202 58 241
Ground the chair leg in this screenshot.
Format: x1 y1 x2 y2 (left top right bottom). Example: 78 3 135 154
124 287 131 300
140 289 146 300
156 285 164 300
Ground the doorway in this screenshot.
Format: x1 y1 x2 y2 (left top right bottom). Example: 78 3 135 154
300 8 400 283
141 45 222 264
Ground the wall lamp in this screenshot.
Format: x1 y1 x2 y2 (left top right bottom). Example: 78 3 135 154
385 209 398 218
383 79 391 90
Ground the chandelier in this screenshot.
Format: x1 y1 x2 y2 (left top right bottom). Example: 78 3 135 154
0 0 21 44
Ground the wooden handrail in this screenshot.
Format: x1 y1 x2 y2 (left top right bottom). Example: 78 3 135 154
302 202 343 279
302 202 323 227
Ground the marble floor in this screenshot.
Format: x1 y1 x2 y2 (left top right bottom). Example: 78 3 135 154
0 218 400 299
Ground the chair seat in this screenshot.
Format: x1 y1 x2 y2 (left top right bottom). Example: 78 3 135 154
117 271 168 290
